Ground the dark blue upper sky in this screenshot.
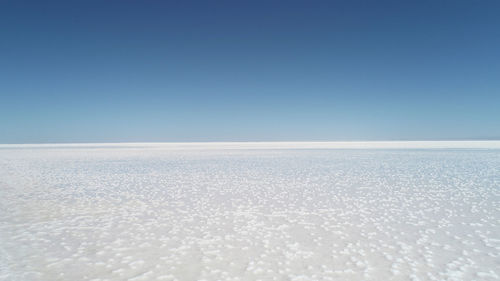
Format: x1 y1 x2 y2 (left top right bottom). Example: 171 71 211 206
1 0 499 143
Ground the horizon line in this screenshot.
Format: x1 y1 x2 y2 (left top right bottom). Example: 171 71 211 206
2 138 500 146
2 140 500 149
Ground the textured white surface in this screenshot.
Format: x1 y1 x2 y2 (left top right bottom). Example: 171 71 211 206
1 143 499 280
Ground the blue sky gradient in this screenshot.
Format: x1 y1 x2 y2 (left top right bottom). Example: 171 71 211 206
1 0 499 143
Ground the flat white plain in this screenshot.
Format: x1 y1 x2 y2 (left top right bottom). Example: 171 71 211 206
1 142 499 281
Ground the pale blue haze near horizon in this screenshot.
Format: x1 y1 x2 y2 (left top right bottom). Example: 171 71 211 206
1 0 499 143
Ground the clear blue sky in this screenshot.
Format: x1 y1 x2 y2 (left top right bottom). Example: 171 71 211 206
1 0 499 143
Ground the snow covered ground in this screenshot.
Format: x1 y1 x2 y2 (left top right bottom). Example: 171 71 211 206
0 142 499 281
